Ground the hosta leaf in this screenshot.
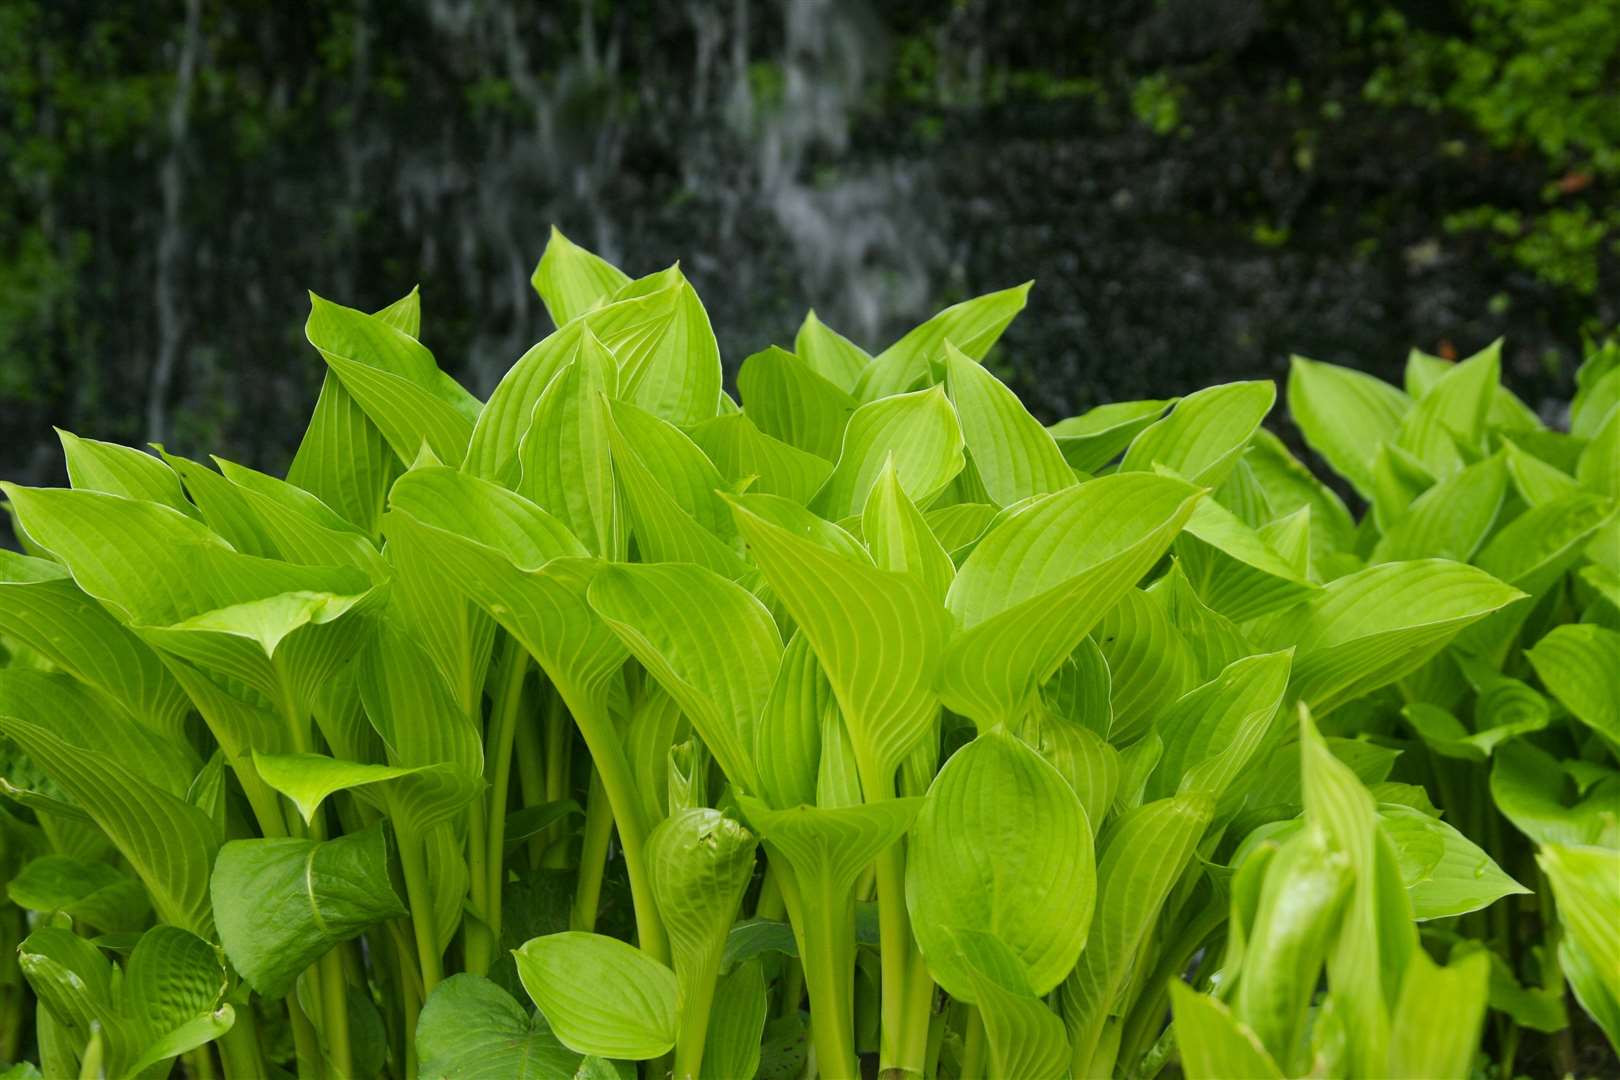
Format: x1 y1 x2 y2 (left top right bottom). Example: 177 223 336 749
1578 404 1620 497
1386 949 1490 1079
1395 341 1499 473
700 961 768 1080
7 855 149 933
0 561 190 739
1242 430 1357 573
943 341 1073 505
532 226 631 327
1093 587 1198 743
1021 701 1119 830
213 457 385 572
753 632 828 812
926 502 999 559
648 809 758 1073
1047 399 1175 473
1474 491 1615 597
1368 441 1438 530
384 468 625 712
589 563 779 793
2 483 378 731
1287 355 1412 499
1300 704 1415 1075
1370 451 1508 564
738 347 858 461
1253 560 1523 714
1259 503 1312 576
688 412 833 505
211 823 405 999
18 926 118 1049
382 480 498 713
465 321 588 486
306 293 478 466
730 493 947 792
861 459 956 604
1150 561 1252 680
1491 740 1620 848
1170 981 1284 1080
1503 436 1582 506
1233 828 1353 1072
736 796 921 907
1175 493 1317 621
354 622 484 834
1061 794 1213 1059
253 751 450 827
813 385 965 519
599 273 722 428
907 729 1094 999
57 429 196 518
941 473 1203 725
1399 702 1535 763
1407 346 1541 432
1147 650 1293 815
1120 380 1275 488
0 692 216 935
1039 635 1112 737
604 398 750 580
21 922 229 1079
516 329 621 557
287 289 417 534
417 974 582 1080
794 310 870 392
947 929 1070 1080
855 283 1032 400
515 932 678 1060
1526 624 1620 744
1377 805 1527 920
1537 844 1620 1049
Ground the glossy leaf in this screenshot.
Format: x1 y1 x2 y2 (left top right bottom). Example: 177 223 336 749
907 729 1095 999
211 823 405 998
516 932 679 1060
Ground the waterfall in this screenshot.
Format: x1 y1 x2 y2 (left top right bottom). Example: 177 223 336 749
145 0 203 445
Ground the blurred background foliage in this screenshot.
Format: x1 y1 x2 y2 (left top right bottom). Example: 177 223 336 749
2 0 1617 494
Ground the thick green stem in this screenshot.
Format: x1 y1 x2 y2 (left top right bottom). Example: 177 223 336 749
318 947 351 1078
463 796 494 976
542 689 572 849
898 945 936 1073
923 1002 947 1080
483 648 529 946
287 992 323 1080
276 683 349 1075
754 863 786 921
216 1011 266 1080
800 901 860 1080
778 959 805 1020
398 830 444 995
875 844 919 1077
514 698 549 868
566 694 667 963
672 955 724 1080
184 1042 217 1080
862 758 924 1080
572 769 614 932
958 1006 985 1080
383 919 424 1080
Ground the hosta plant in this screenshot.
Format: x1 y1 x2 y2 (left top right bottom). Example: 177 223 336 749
0 228 1613 1080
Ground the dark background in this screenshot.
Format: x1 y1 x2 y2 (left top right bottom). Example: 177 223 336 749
3 0 1618 505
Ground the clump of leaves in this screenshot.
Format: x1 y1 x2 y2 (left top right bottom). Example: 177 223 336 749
0 228 1613 1080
